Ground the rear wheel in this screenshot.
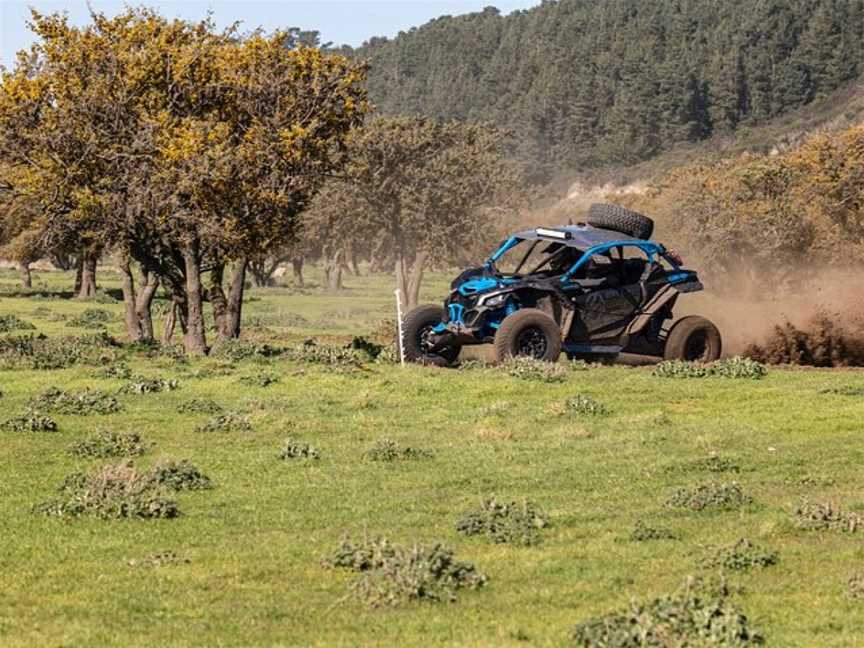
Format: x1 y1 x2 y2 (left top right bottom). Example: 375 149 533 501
400 304 460 367
494 308 562 363
664 316 722 362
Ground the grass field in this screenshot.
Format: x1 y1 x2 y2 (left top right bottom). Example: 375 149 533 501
1 267 863 647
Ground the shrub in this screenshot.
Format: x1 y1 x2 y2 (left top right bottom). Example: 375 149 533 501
0 332 117 370
691 455 741 474
704 538 778 571
288 341 366 369
504 356 568 382
848 574 864 600
325 535 487 607
33 462 178 519
2 410 58 432
196 413 252 433
238 372 281 388
653 357 767 380
629 520 677 542
31 387 122 415
119 375 179 394
792 500 861 533
570 576 762 646
149 459 212 491
210 339 283 362
128 551 190 568
94 363 133 379
456 497 550 546
820 385 864 396
70 431 147 458
0 314 36 333
374 344 400 365
66 308 114 329
278 437 321 460
667 482 753 511
564 394 609 416
348 336 385 360
363 438 433 462
177 398 223 414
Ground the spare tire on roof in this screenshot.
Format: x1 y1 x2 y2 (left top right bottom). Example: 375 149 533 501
587 203 654 240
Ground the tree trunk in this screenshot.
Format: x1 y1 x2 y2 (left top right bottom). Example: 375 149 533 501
77 252 97 299
406 250 427 312
291 257 304 287
74 256 83 294
224 259 247 339
119 258 143 341
326 249 344 290
18 261 32 289
182 247 207 355
135 272 159 342
210 264 229 338
350 247 360 277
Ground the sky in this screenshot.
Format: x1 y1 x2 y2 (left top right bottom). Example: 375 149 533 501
0 0 541 68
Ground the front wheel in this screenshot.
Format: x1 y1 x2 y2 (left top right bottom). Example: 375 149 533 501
664 316 722 362
400 304 460 367
494 308 562 363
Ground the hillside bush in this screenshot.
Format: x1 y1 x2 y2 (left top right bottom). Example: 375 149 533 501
31 387 122 415
2 410 58 432
667 482 753 511
363 438 432 462
504 356 568 383
278 437 321 460
792 500 861 533
325 535 486 607
570 577 762 646
70 431 147 458
704 539 778 571
33 462 178 519
456 497 550 546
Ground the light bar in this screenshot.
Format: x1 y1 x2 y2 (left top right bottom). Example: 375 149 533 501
536 227 570 240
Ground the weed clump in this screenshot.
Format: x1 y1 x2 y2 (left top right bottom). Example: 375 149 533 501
66 308 114 329
278 437 320 460
177 398 223 414
94 363 133 379
325 535 487 607
629 520 678 542
210 339 283 362
819 385 864 396
653 357 766 379
456 497 550 546
690 455 741 474
0 314 36 333
792 500 861 533
504 356 567 382
2 410 58 432
196 413 252 433
848 574 864 600
704 539 778 571
667 482 753 511
31 387 122 415
564 394 609 416
119 375 179 394
363 438 433 462
570 576 762 646
288 341 367 370
0 332 117 370
238 372 281 388
34 462 178 519
149 459 212 491
70 431 147 458
128 551 190 568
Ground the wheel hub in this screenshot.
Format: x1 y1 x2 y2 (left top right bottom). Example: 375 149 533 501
515 327 548 359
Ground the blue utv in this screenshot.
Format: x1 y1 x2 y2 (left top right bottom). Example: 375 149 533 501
400 204 721 366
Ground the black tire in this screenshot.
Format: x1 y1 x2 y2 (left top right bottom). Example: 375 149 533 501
494 308 562 363
400 304 460 366
664 316 722 362
587 203 655 240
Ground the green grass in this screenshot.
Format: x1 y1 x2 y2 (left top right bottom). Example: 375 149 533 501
1 267 864 646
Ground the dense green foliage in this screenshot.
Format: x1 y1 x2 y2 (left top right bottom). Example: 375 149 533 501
357 0 864 178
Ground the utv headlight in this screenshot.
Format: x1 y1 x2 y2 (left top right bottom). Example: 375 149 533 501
481 292 508 308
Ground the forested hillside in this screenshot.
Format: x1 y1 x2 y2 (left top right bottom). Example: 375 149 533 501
357 0 864 179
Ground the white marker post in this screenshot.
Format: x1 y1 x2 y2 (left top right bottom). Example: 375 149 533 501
394 289 406 366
